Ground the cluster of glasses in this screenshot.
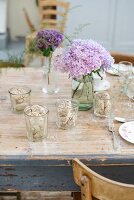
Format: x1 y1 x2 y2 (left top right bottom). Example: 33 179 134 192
8 87 79 142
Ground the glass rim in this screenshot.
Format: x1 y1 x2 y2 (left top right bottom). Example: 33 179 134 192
94 91 111 100
24 104 49 117
8 86 31 95
119 61 133 66
56 98 79 108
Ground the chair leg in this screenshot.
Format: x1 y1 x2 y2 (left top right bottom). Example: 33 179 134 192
72 192 81 200
25 37 30 66
25 53 30 66
81 176 92 200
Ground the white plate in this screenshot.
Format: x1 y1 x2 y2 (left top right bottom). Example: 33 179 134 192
94 80 110 92
119 121 134 143
106 64 119 76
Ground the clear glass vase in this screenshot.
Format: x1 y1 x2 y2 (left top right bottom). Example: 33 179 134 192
72 75 94 111
42 56 59 94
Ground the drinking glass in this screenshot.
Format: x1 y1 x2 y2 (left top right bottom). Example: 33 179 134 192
118 61 133 93
9 86 31 112
24 105 49 142
125 78 134 107
56 98 79 130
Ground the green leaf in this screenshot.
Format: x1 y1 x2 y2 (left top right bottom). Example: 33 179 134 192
43 47 52 57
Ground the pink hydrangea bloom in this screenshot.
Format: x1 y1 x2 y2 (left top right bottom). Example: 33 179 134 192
53 39 114 79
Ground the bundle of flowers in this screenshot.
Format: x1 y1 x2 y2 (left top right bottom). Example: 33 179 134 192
53 39 114 79
35 29 63 57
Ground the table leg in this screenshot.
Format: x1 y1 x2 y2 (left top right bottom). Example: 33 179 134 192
16 192 21 200
72 192 81 200
0 192 21 200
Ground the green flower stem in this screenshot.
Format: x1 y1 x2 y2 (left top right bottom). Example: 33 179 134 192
72 81 81 98
72 75 93 100
47 52 52 85
61 33 72 44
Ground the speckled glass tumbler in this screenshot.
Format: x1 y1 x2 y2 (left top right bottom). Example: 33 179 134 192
9 86 31 113
24 105 49 142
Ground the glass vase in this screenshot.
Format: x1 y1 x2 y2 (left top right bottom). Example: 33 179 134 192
42 56 59 94
72 75 94 111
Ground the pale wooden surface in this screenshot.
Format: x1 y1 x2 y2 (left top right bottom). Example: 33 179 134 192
0 67 134 157
73 159 134 200
0 192 72 200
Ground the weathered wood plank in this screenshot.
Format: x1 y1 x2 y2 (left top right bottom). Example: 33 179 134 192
0 165 134 191
0 191 72 200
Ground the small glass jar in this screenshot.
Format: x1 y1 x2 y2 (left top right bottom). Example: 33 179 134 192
94 91 111 117
56 99 79 130
9 86 31 112
24 105 49 142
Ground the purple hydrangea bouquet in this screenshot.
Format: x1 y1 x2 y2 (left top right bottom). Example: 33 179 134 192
34 29 63 94
53 39 114 110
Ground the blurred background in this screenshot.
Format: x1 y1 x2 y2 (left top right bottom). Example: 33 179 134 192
0 0 134 63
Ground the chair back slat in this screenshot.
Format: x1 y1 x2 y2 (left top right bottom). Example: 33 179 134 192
39 0 69 9
73 159 134 200
41 9 67 17
38 0 70 32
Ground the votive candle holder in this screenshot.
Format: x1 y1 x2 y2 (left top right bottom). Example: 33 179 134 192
9 86 31 112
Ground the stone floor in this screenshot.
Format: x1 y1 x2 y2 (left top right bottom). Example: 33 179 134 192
0 39 43 68
0 192 72 200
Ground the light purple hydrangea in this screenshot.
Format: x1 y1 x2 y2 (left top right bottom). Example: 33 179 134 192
36 29 63 52
53 39 114 78
52 48 65 72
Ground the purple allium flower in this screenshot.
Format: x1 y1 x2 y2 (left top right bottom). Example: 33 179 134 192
53 39 114 79
36 29 63 52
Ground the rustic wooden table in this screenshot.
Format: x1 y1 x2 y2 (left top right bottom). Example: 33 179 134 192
0 67 134 192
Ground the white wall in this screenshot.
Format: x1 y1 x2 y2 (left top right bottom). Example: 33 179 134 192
7 0 134 53
7 0 40 39
0 0 7 33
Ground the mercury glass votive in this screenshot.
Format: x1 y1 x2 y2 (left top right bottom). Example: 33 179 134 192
94 91 111 118
9 86 31 112
56 99 79 130
24 105 49 142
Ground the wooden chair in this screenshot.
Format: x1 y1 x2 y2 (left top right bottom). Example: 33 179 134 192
73 158 134 200
25 0 70 66
111 52 134 65
23 8 36 33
